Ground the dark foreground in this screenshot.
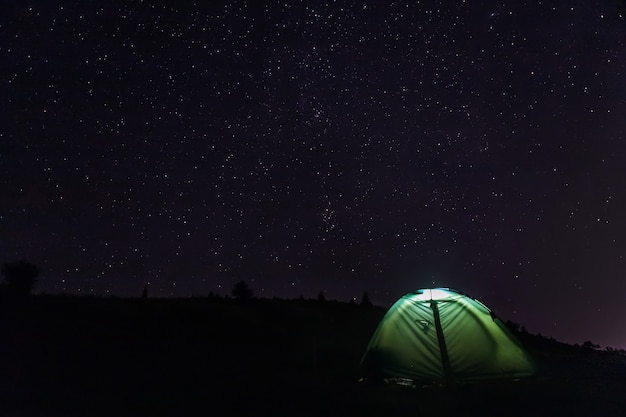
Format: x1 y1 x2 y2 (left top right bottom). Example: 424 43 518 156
1 296 625 417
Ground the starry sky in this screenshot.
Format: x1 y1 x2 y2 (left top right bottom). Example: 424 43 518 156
2 1 626 347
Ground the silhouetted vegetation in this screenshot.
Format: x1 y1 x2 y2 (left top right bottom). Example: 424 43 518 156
504 320 529 337
582 340 601 350
231 280 253 300
1 259 39 298
360 291 372 307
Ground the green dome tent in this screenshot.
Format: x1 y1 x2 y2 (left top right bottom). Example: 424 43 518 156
361 288 535 384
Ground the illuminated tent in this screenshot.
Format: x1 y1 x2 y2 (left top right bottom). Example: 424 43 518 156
361 288 535 384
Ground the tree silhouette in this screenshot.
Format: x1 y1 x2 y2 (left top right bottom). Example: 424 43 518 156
582 340 600 350
231 280 253 300
317 290 326 303
360 291 372 307
1 260 40 297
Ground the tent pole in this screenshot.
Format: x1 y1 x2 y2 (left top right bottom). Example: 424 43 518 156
430 300 454 385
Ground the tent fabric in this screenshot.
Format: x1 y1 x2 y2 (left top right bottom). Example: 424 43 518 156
361 288 535 383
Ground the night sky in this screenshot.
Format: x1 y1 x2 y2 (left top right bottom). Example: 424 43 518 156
3 1 626 348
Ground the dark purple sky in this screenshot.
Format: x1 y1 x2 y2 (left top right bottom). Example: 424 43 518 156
2 1 626 348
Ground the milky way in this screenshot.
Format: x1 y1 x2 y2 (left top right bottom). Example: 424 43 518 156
2 1 626 347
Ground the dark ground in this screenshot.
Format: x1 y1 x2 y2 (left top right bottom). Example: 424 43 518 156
1 296 625 417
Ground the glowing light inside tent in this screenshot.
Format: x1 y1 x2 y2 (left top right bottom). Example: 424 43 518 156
361 287 537 383
413 288 452 301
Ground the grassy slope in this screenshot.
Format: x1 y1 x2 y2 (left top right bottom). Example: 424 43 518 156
1 296 625 416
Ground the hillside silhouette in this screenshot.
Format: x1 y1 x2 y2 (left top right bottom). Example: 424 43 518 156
1 294 625 417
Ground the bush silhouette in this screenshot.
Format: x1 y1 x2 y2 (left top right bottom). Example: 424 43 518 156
1 260 39 297
360 291 372 307
231 280 253 300
582 340 600 350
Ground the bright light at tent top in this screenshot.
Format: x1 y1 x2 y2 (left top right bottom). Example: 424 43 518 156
413 288 454 301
